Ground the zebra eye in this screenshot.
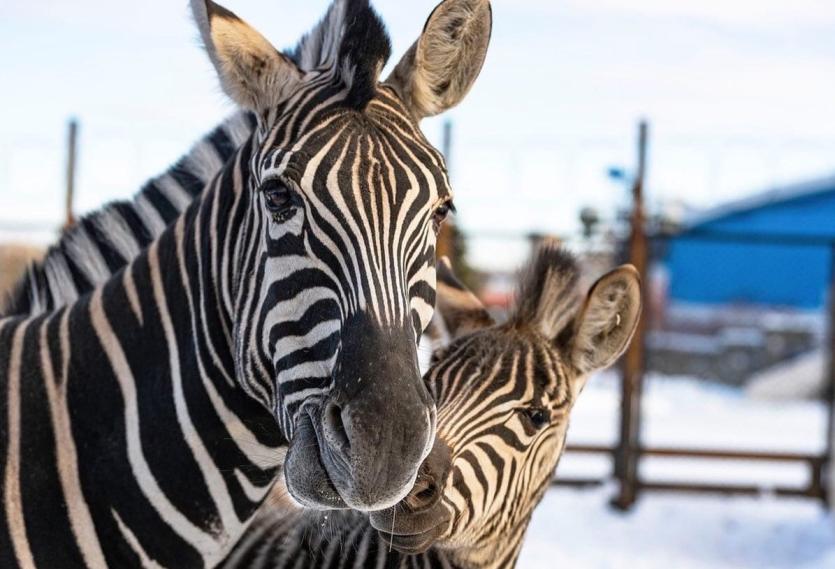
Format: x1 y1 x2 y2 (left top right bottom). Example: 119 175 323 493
432 200 454 232
522 407 550 429
261 179 297 221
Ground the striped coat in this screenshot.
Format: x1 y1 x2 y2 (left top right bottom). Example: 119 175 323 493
222 243 643 569
1 0 494 567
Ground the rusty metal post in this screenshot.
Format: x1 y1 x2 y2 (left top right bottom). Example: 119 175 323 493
824 244 835 508
437 119 456 260
64 119 79 229
612 120 650 511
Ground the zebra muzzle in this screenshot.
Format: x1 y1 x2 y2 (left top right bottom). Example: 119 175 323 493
368 436 453 552
284 315 437 512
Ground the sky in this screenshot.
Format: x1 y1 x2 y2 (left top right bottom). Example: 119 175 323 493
1 0 835 270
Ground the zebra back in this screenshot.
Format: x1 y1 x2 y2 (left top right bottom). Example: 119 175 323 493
1 111 255 317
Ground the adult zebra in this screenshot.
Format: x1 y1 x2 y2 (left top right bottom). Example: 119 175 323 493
220 243 642 569
0 0 493 567
2 111 255 316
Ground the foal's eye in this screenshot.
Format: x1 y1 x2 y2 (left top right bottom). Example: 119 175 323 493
522 407 550 429
261 179 298 221
432 200 454 232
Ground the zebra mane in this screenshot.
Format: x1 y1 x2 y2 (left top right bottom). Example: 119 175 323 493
1 111 256 317
288 0 392 109
509 240 582 339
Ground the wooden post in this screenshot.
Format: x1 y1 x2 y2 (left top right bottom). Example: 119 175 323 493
825 244 835 508
64 119 79 229
612 120 650 511
437 119 455 259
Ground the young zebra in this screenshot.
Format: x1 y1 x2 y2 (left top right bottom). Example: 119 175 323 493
221 244 642 569
2 111 255 316
0 1 492 567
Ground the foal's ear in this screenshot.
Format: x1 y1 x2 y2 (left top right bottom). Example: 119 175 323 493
427 257 494 344
569 265 642 376
191 0 303 112
386 0 492 119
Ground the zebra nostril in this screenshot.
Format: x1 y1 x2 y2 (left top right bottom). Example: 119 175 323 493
322 400 351 452
404 475 439 511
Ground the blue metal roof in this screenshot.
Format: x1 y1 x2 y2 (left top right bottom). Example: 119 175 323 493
667 173 835 308
683 174 835 232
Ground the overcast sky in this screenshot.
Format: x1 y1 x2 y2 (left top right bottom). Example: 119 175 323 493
2 0 834 269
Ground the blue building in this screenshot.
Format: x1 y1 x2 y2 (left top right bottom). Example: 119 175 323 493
667 175 835 310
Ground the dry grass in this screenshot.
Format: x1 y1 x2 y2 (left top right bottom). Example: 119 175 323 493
0 243 44 306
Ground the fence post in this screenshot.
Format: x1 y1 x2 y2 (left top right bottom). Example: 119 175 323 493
825 244 835 508
612 120 650 511
64 118 79 229
437 119 456 259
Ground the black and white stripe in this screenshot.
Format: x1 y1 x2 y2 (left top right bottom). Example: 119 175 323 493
1 0 494 567
221 243 642 569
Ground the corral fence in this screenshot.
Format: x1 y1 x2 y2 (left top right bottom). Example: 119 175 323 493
564 125 834 511
446 122 835 511
551 228 835 511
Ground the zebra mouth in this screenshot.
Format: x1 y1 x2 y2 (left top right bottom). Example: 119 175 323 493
374 523 448 554
283 408 348 510
368 505 450 554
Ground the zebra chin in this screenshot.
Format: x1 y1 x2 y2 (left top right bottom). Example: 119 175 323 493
369 505 451 554
368 436 454 553
375 524 449 555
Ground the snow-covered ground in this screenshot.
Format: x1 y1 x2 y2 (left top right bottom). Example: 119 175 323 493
521 488 834 569
518 373 835 568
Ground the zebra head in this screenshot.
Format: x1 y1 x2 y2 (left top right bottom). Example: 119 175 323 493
370 243 641 559
191 0 492 511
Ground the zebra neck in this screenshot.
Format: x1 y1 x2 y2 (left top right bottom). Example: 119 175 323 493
0 200 286 568
87 207 288 563
86 168 289 562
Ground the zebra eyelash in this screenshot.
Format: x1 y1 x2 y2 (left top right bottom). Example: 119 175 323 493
259 177 305 223
258 175 297 194
437 199 456 217
432 199 456 232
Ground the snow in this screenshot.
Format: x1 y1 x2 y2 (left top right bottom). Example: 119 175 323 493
747 350 826 401
518 373 835 568
520 488 834 569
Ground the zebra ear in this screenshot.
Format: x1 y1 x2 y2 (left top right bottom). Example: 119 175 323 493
427 257 494 344
568 266 642 377
191 0 303 112
386 0 492 119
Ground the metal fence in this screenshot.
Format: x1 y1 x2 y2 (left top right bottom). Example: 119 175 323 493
555 232 834 510
448 122 834 511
